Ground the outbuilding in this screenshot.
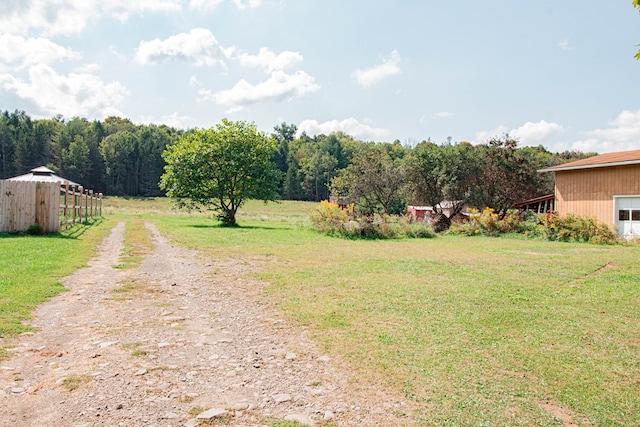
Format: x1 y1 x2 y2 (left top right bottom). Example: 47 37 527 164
539 149 640 238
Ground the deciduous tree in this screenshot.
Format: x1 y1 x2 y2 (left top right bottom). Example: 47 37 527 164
160 119 280 226
330 144 406 215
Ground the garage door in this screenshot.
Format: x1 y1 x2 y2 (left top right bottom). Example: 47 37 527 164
615 197 640 238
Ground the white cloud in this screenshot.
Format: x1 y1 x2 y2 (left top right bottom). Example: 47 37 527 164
558 38 573 51
572 109 640 153
511 120 564 145
474 125 508 144
232 0 261 9
0 0 183 36
189 0 225 11
189 0 261 10
432 111 454 119
0 34 81 71
140 112 194 129
352 50 401 87
474 120 563 146
134 28 225 66
297 118 390 140
201 70 319 107
0 64 129 119
237 47 303 72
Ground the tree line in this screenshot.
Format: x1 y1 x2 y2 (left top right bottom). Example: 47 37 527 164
0 110 182 196
0 110 591 212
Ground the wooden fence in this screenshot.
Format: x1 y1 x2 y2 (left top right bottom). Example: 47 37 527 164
0 180 102 233
59 183 102 228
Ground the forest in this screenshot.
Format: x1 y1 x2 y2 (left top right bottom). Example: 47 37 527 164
0 110 592 210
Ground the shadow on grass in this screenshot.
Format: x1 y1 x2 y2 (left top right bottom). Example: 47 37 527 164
0 217 105 240
188 223 286 231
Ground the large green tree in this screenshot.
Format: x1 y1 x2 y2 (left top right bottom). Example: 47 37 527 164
330 144 406 215
160 119 280 226
405 142 480 231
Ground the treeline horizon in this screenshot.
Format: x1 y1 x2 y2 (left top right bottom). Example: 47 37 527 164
0 109 592 204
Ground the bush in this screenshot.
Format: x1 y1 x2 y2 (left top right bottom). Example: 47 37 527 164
26 224 44 235
535 212 621 244
450 208 621 244
309 201 435 239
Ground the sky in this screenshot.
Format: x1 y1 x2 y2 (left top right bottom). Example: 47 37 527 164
0 1 639 154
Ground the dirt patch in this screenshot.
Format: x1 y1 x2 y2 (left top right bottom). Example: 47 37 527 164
538 400 591 427
0 222 412 426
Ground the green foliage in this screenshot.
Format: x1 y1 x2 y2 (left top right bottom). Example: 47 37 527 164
405 142 479 230
536 212 621 244
330 144 406 215
450 209 622 244
26 224 44 235
160 119 280 226
309 200 434 239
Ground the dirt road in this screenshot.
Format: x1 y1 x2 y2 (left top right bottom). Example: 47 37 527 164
0 222 411 426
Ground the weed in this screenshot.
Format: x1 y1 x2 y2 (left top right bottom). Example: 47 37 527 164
61 374 92 391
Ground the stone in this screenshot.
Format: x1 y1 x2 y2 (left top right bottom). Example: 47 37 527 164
324 411 335 420
284 413 315 426
231 401 249 411
133 369 147 376
98 341 117 348
10 387 25 393
196 408 228 419
273 393 291 403
317 355 331 362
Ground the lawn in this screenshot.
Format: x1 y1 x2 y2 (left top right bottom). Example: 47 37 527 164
3 197 640 426
0 218 112 337
145 199 640 426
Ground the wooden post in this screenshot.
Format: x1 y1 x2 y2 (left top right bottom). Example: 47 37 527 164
90 190 94 217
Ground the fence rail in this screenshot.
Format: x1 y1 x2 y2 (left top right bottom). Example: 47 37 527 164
59 183 103 228
0 180 102 233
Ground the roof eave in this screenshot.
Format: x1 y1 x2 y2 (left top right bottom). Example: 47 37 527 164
538 159 640 173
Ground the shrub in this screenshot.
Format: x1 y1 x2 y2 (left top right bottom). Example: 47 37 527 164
309 201 435 239
308 200 352 235
26 224 44 235
536 212 621 244
451 208 621 244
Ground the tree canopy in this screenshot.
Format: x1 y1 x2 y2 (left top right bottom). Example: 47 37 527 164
160 119 280 226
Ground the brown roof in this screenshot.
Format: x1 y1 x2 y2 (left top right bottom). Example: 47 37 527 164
539 149 640 172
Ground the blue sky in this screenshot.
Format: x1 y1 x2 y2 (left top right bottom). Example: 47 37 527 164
0 1 639 153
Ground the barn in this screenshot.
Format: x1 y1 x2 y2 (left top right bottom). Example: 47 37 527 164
539 149 640 238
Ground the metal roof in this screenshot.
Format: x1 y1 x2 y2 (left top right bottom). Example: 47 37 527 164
7 166 80 186
538 149 640 172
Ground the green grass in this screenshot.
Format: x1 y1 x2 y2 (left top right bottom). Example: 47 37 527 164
5 197 640 425
114 219 154 269
124 198 640 427
0 218 112 339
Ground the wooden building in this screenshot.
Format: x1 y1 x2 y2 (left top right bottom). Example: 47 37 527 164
539 149 640 238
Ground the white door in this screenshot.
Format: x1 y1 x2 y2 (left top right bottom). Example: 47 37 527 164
615 197 640 238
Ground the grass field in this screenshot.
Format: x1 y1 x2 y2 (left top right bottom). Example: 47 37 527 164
2 197 639 426
0 218 112 338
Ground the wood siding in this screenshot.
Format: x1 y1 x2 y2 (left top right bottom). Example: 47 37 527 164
0 181 61 233
554 164 640 225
